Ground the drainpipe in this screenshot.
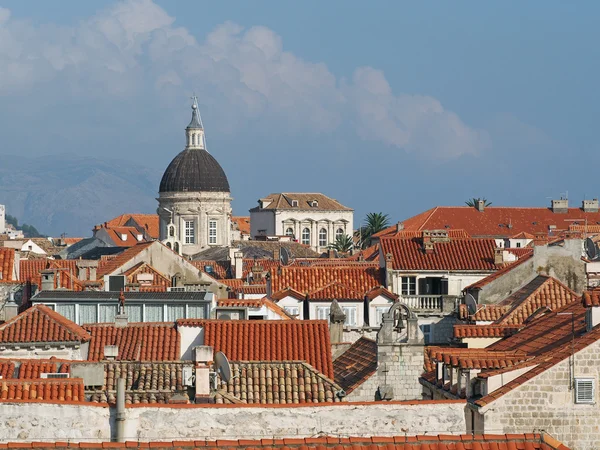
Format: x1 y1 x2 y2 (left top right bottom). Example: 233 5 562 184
115 377 126 442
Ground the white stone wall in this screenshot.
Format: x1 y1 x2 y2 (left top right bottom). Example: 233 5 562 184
0 344 87 361
0 205 4 234
478 337 600 450
387 271 490 297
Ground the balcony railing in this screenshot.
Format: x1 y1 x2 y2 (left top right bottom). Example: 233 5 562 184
400 295 461 313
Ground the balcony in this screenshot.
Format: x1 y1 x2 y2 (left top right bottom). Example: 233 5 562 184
400 295 460 314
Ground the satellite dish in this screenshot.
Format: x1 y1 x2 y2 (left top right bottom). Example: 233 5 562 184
585 237 598 260
280 247 291 266
465 293 478 315
214 351 232 383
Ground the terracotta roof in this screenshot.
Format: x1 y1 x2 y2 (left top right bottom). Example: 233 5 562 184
216 361 343 404
333 337 377 394
218 298 263 308
104 214 160 239
96 242 155 278
365 286 398 301
252 193 352 211
270 287 306 301
376 205 600 238
453 325 521 339
88 361 191 404
123 262 170 291
469 305 510 322
0 248 15 282
191 260 231 280
0 378 85 402
0 304 91 344
377 228 472 239
380 236 498 271
429 348 528 369
62 237 84 245
84 322 180 361
219 278 244 290
232 216 251 235
237 284 267 295
12 434 569 449
510 231 536 239
583 289 600 307
176 319 334 378
105 226 148 247
465 251 534 290
308 282 365 301
505 247 534 258
270 266 383 295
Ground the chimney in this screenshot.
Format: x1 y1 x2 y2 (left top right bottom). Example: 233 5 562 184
329 300 346 344
422 231 434 254
193 346 213 403
396 222 404 232
233 252 243 279
494 248 504 265
385 253 394 270
583 199 599 213
104 345 119 360
476 200 485 212
4 296 18 321
533 232 548 246
40 270 55 291
551 198 569 213
273 248 280 261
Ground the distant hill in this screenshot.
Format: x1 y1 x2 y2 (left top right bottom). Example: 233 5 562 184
0 154 161 237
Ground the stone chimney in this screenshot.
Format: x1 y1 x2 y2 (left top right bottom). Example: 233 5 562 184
40 270 55 291
551 198 569 213
494 248 504 265
233 252 243 279
583 199 599 213
194 346 214 403
329 300 346 344
4 295 18 321
273 248 280 262
396 222 404 232
476 199 485 212
385 253 394 270
422 231 434 254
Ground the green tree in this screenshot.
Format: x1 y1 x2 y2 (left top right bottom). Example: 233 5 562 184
465 198 492 207
328 234 354 253
355 212 390 249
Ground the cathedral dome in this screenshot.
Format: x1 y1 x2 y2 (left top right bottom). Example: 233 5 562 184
159 148 230 193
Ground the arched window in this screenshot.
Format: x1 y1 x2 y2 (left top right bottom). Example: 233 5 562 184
285 227 294 237
169 226 175 237
302 228 310 245
336 228 344 239
174 242 180 254
166 242 172 249
319 228 327 247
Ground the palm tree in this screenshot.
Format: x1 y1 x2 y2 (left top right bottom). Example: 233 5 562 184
465 198 492 207
355 212 390 249
328 234 354 253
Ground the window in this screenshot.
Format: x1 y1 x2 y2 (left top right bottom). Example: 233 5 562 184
169 226 174 237
99 304 117 323
375 306 390 326
145 304 163 322
575 378 595 404
319 228 327 247
166 242 172 249
302 228 311 245
420 324 432 344
57 304 76 322
125 305 142 322
188 304 206 319
336 228 344 239
185 220 195 244
401 276 417 295
285 228 294 236
284 306 299 316
316 306 330 321
516 242 521 248
291 200 299 207
166 304 186 321
174 242 180 254
342 306 357 326
79 304 97 325
209 220 217 244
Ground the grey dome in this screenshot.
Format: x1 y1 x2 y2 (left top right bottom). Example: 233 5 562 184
159 149 230 193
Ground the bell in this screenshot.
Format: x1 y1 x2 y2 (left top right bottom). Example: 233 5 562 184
395 316 405 331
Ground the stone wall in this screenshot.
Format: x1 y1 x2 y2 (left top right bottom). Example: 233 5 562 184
477 337 600 450
375 343 424 401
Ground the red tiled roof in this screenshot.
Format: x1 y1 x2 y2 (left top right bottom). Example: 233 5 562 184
510 231 536 239
270 287 306 301
191 260 231 279
96 242 155 278
380 237 498 271
253 193 352 211
465 251 534 290
365 286 399 301
376 205 600 238
9 434 569 449
176 319 334 378
583 289 600 307
104 213 160 239
232 216 251 235
219 278 244 290
505 247 534 258
453 325 521 338
308 282 365 300
0 304 91 344
469 305 510 322
0 378 85 402
0 248 15 282
333 337 377 393
377 228 472 239
123 262 170 291
218 299 263 308
106 227 148 247
270 265 383 295
84 322 180 361
238 284 267 295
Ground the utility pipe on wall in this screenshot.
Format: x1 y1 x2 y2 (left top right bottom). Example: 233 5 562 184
115 377 126 442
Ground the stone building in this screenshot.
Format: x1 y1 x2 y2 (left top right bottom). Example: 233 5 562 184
249 193 353 252
158 98 232 256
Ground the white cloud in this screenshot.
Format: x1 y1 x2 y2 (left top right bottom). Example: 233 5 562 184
0 0 489 159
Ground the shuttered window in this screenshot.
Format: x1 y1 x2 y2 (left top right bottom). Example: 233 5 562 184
316 306 330 321
342 306 357 326
57 304 76 322
575 378 595 404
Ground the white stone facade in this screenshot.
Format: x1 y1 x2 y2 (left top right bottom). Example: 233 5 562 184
0 204 5 234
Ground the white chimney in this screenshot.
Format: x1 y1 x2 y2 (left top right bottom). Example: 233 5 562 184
104 345 119 360
194 346 213 403
234 252 243 279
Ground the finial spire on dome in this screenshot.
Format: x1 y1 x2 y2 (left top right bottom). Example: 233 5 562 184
187 94 204 130
185 93 206 150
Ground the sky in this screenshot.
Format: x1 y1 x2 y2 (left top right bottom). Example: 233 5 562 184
1 0 599 227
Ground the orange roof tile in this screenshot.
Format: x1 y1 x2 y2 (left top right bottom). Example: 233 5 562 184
365 286 398 301
333 337 377 393
176 319 333 378
123 262 170 290
0 378 85 402
217 299 263 308
191 260 231 279
0 248 15 282
104 214 160 239
453 325 521 338
0 304 91 344
583 289 600 307
376 205 600 238
308 282 365 300
232 216 251 235
470 305 511 322
465 251 534 290
270 265 383 295
380 237 498 271
96 242 155 278
84 322 179 361
106 227 148 247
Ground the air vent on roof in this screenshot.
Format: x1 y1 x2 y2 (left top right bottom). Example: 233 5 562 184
575 378 595 404
41 373 69 379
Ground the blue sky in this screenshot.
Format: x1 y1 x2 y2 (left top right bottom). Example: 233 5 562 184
1 0 599 227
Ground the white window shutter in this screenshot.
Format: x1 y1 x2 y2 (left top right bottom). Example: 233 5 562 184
575 378 595 404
